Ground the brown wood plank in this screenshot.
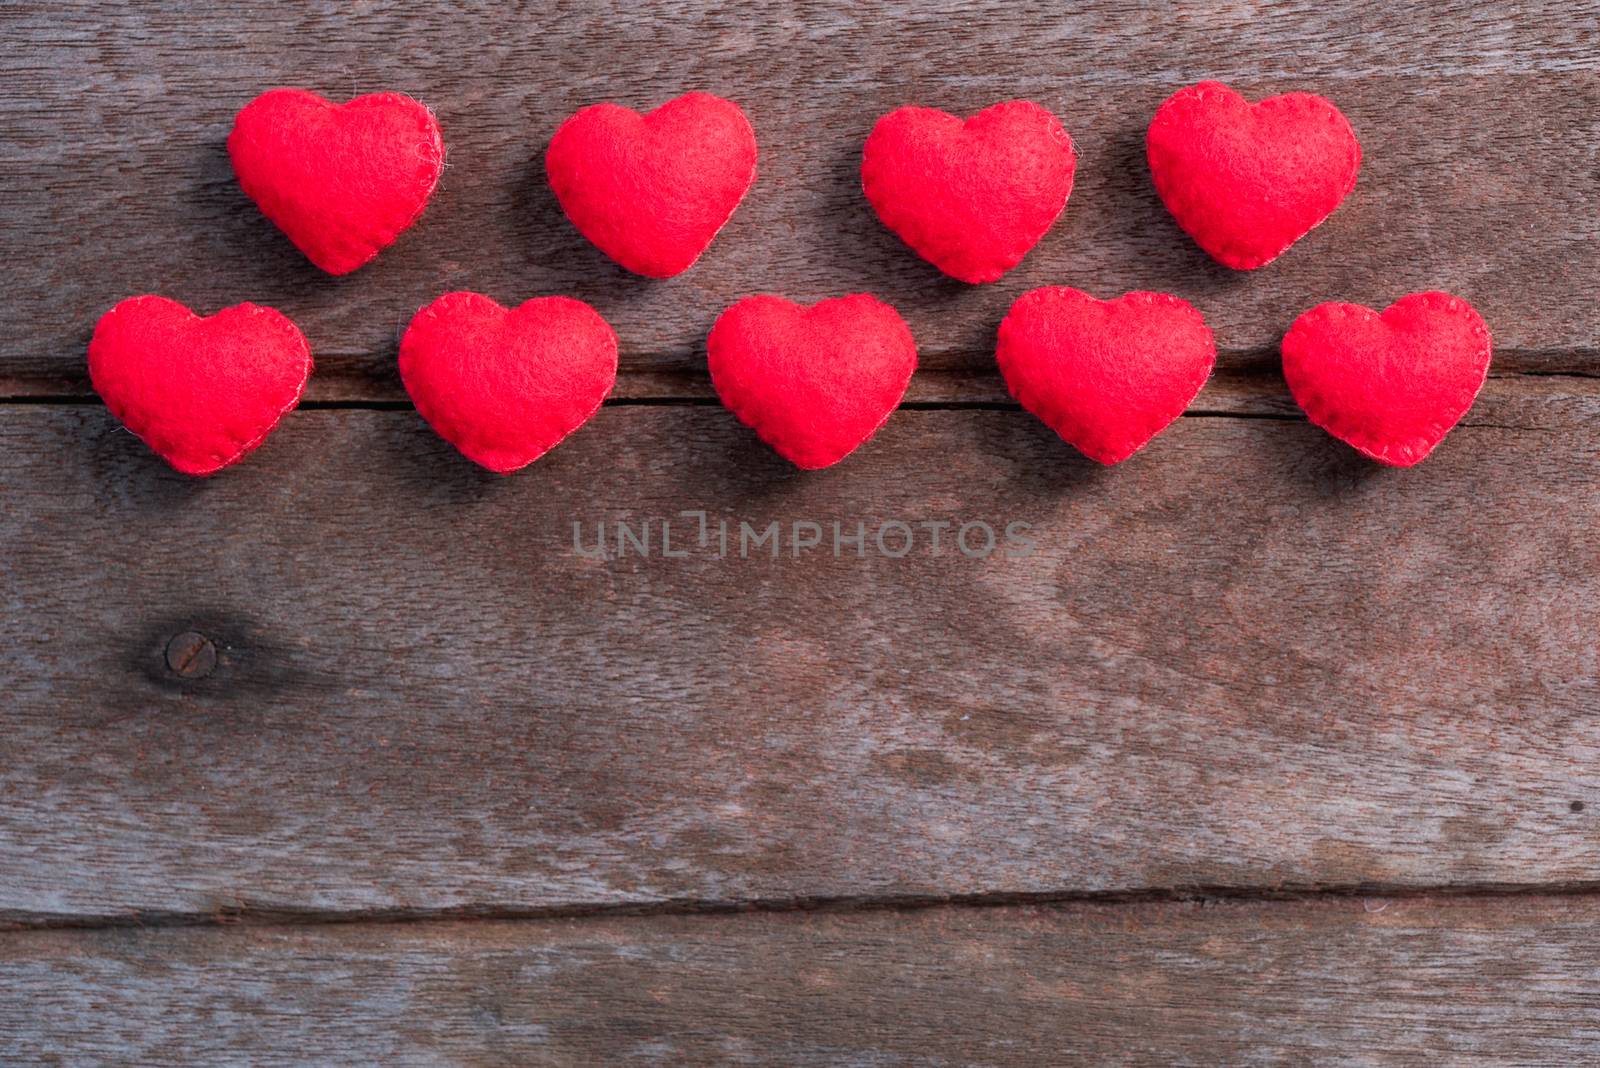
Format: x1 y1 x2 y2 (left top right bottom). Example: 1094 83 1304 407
2 2 1596 400
3 895 1599 1065
1 381 1598 921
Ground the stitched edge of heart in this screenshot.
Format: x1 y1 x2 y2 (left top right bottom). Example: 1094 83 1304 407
997 288 1215 464
228 89 446 276
1146 81 1361 271
860 100 1077 284
398 291 619 475
1282 291 1492 467
89 296 314 477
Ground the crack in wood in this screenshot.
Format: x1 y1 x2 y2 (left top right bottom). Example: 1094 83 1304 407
12 880 1600 935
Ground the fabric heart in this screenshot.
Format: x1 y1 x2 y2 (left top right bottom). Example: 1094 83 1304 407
1146 81 1360 270
88 296 312 475
229 88 445 275
546 92 758 278
996 287 1215 464
1282 291 1491 467
708 295 917 469
861 101 1076 283
399 292 618 473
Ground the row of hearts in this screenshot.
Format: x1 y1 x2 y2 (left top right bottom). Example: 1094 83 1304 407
100 84 1466 477
88 288 1492 479
228 81 1362 282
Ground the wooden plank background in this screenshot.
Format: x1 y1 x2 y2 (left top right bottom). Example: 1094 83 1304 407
3 384 1600 922
3 1 1597 402
2 0 1599 1063
5 896 1599 1066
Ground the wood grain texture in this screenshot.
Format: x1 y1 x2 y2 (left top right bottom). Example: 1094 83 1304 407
1 380 1597 922
5 2 1600 1060
4 895 1600 1066
1 1 1596 400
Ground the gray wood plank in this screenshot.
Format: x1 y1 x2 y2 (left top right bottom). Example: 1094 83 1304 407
1 1 1596 399
1 381 1598 921
3 895 1599 1066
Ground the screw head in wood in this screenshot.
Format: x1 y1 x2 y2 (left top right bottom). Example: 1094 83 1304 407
164 631 217 679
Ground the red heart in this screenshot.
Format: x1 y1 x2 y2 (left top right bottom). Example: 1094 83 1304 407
228 88 445 275
1282 292 1491 467
997 287 1215 464
546 93 758 278
708 295 917 469
862 101 1076 283
88 296 312 475
399 292 618 473
1146 82 1360 270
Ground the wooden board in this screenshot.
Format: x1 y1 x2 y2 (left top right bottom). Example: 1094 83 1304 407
3 380 1598 923
3 895 1598 1066
6 1 1600 1060
1 2 1596 401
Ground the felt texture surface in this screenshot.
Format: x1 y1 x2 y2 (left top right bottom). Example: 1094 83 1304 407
546 92 758 278
861 101 1076 284
399 292 618 474
996 287 1215 464
87 295 312 476
1281 291 1492 467
1146 81 1360 270
228 88 445 275
707 294 917 469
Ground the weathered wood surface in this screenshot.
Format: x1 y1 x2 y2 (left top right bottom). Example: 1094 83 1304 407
4 896 1599 1066
2 380 1597 922
1 1 1597 401
6 1 1600 1060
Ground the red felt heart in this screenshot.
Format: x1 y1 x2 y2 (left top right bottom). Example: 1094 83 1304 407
399 292 618 474
862 101 1076 284
88 296 312 476
996 287 1215 464
1282 291 1491 467
546 93 758 278
708 295 917 469
1146 81 1360 270
228 88 445 275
